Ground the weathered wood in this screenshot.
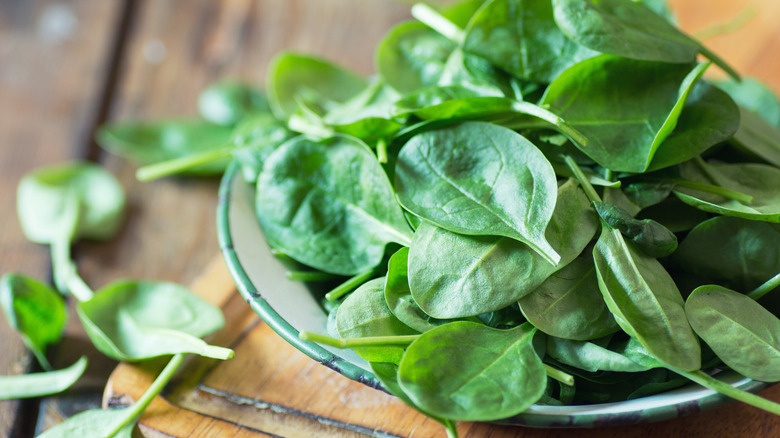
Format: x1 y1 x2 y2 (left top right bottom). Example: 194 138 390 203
0 1 122 436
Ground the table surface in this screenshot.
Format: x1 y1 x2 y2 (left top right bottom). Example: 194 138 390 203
1 0 780 437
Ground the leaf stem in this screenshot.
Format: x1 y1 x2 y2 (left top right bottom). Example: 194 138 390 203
136 146 233 181
747 273 780 301
324 269 375 301
285 270 340 282
671 179 753 204
697 44 741 82
545 364 575 386
411 3 465 44
510 101 589 147
376 138 389 164
299 331 420 348
674 368 780 416
562 155 602 204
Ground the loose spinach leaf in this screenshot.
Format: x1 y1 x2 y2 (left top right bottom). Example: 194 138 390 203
397 322 546 421
395 121 560 264
686 285 780 382
197 81 270 126
17 161 125 244
519 256 619 341
407 179 598 318
77 281 232 361
266 52 367 120
0 356 86 400
0 274 66 370
462 0 597 83
541 56 706 172
593 201 678 258
673 216 780 292
256 135 413 275
551 0 737 78
96 120 233 174
674 159 780 222
336 278 419 363
593 227 701 371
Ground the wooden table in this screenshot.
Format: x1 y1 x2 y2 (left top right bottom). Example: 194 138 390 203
1 0 779 437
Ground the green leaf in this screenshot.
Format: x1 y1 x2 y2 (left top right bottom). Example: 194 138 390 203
229 113 295 183
256 135 413 275
593 227 701 371
674 159 780 222
407 179 598 318
397 322 546 421
686 285 780 382
519 257 619 341
0 274 66 370
0 356 86 400
96 120 233 174
546 337 650 373
395 121 560 264
541 56 707 172
267 52 367 120
197 81 270 126
729 106 780 168
714 77 780 128
322 78 404 142
673 216 780 292
551 0 737 78
17 161 125 244
77 281 231 361
336 278 419 363
462 0 597 83
593 201 678 258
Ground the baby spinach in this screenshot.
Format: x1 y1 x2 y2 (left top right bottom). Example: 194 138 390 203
0 274 66 370
397 322 546 421
593 201 678 258
546 337 650 373
77 280 232 361
336 278 419 363
407 179 597 318
256 135 413 275
197 80 269 126
518 257 619 341
551 0 738 79
686 285 780 382
0 356 86 400
715 77 780 128
395 121 560 264
462 0 596 83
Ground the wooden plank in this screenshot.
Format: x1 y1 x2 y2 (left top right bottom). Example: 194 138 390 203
0 1 123 436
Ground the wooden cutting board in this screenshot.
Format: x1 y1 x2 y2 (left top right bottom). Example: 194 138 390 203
103 256 780 438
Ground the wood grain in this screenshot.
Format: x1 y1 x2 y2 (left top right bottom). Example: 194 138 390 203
0 1 122 436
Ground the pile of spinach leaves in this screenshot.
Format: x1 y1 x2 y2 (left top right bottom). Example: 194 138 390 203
92 0 780 436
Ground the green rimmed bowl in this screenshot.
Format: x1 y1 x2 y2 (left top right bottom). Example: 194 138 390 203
217 160 767 428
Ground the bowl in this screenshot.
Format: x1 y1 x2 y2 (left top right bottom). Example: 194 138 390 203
217 160 767 428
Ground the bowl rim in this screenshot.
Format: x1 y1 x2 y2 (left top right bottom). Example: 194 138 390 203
217 159 770 428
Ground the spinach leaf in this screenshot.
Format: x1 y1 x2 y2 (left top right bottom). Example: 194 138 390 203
96 120 233 174
0 274 66 370
376 21 455 94
17 161 125 244
541 56 707 172
77 281 232 361
256 135 413 275
0 356 86 400
593 227 701 371
674 159 780 222
546 337 650 373
322 78 404 142
266 52 367 120
593 201 678 258
438 48 516 97
686 285 780 382
673 216 780 292
729 106 780 168
715 77 780 128
519 256 619 341
395 121 560 264
197 81 269 126
462 0 597 83
229 113 295 183
551 0 738 79
384 247 450 332
397 322 546 421
336 278 419 363
407 179 598 318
